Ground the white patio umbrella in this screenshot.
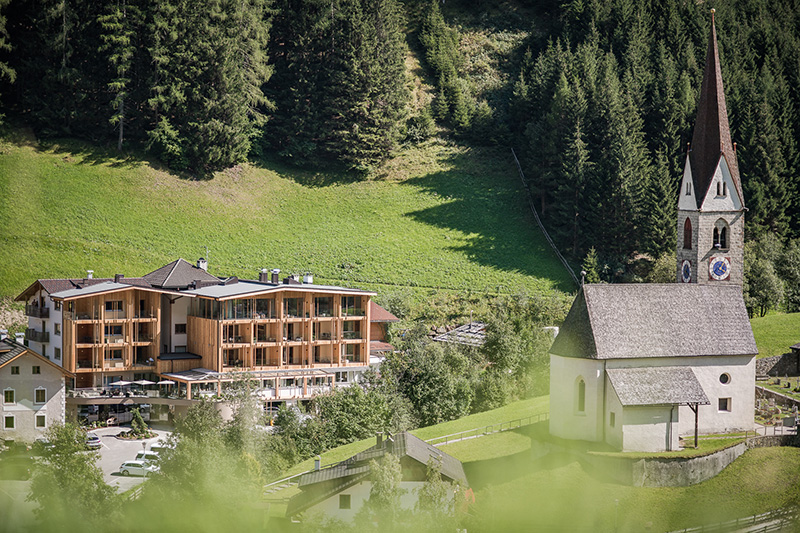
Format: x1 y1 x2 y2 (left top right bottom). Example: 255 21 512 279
109 380 131 386
133 379 156 386
158 380 176 385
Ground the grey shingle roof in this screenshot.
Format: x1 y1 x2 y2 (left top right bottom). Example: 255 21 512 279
606 367 710 406
433 322 486 346
550 284 757 360
143 258 220 289
0 339 28 367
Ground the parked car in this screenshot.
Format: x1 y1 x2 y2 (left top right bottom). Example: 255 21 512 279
118 460 158 477
85 434 101 450
135 451 159 464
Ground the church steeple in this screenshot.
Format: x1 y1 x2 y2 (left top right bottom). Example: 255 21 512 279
676 10 745 286
687 9 744 208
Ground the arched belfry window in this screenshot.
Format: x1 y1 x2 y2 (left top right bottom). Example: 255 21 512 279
683 218 692 249
713 219 729 250
577 379 586 413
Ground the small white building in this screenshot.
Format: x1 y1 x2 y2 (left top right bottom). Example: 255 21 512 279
549 283 757 452
0 338 72 443
286 432 467 522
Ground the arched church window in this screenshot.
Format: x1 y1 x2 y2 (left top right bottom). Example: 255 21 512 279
577 379 586 413
683 218 692 249
713 219 729 250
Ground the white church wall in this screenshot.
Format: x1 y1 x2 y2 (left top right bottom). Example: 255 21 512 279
621 405 677 453
604 380 624 450
605 355 755 436
550 355 604 442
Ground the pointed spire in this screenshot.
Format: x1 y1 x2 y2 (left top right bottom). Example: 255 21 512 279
687 9 743 208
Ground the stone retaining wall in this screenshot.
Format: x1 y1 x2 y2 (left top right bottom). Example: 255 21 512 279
757 353 800 377
756 386 800 411
576 435 800 488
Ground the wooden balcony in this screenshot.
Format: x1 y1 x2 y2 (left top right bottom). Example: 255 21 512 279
25 305 49 319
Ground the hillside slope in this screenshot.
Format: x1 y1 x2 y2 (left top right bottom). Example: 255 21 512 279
0 129 573 300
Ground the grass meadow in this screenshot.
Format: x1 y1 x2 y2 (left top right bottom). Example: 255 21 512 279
0 128 574 304
750 312 800 358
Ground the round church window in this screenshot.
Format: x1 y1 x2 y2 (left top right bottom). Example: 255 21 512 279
720 373 731 384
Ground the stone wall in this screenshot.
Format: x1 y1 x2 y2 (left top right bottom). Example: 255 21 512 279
577 435 799 488
756 353 800 377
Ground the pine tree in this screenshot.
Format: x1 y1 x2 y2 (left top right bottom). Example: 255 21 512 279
98 0 141 150
0 0 15 122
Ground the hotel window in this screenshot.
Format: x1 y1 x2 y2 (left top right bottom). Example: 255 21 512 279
35 388 46 404
54 301 62 311
4 415 14 429
54 323 61 336
3 389 14 404
36 415 46 428
32 366 41 375
175 323 187 335
10 366 19 375
54 348 61 360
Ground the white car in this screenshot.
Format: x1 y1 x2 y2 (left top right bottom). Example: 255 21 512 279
118 460 158 477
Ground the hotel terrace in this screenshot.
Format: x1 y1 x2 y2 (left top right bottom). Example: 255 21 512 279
15 259 395 420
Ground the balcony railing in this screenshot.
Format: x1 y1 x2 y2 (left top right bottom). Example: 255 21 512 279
25 305 49 319
78 336 100 345
133 334 154 343
25 328 49 343
133 311 157 319
342 307 365 317
105 310 126 320
104 359 125 369
105 336 126 344
223 336 245 344
76 360 100 369
342 331 362 340
66 310 100 321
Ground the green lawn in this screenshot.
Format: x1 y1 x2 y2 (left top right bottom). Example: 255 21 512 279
464 446 800 532
0 129 573 302
751 312 800 359
273 395 549 481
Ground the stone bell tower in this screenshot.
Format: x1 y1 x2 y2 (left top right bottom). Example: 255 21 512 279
676 10 745 285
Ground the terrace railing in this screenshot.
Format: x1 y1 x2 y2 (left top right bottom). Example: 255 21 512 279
342 307 365 317
425 412 550 446
341 331 362 340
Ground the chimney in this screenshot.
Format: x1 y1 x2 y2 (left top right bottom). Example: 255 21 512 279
376 432 383 447
0 329 7 341
197 258 208 271
314 455 321 471
259 269 269 283
271 269 280 284
303 273 314 285
15 332 25 344
86 270 94 280
114 274 124 283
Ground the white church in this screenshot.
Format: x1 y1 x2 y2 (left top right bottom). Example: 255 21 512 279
549 12 758 453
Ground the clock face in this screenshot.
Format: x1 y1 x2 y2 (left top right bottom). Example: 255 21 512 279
681 260 692 283
709 256 731 281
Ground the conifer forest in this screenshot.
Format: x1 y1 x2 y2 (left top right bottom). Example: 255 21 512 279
1 0 800 287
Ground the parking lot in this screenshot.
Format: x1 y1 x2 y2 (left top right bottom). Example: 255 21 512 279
89 425 172 493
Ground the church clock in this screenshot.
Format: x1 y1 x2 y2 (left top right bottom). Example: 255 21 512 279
681 260 692 283
708 256 731 281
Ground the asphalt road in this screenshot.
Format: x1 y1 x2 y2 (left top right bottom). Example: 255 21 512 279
89 425 172 494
